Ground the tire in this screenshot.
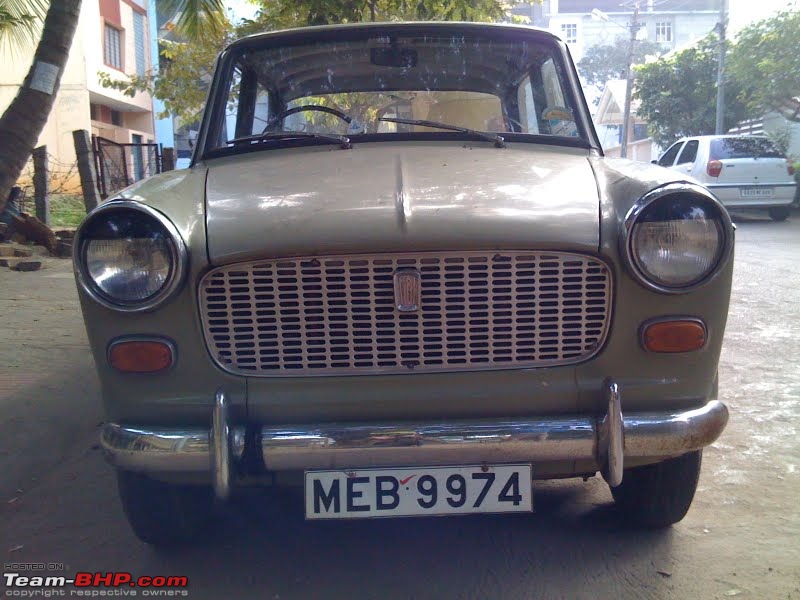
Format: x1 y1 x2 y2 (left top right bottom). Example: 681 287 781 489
768 207 790 222
610 450 702 528
116 470 214 545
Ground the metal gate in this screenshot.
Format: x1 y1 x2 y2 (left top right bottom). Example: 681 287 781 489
93 136 162 199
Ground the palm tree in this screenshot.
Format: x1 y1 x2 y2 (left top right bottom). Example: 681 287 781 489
0 0 80 214
0 0 226 214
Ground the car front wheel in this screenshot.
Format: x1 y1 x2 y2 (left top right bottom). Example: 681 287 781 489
610 450 702 528
768 207 790 221
116 470 214 545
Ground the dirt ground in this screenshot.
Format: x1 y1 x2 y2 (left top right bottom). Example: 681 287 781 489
0 211 798 600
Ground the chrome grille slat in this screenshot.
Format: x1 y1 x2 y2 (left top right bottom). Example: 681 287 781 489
200 251 612 376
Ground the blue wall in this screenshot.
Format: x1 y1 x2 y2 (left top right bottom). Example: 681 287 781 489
149 0 174 149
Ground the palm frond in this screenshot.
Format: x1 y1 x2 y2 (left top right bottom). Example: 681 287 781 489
0 0 49 50
158 0 228 40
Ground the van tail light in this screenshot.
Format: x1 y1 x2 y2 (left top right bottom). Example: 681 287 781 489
788 161 795 176
706 160 723 177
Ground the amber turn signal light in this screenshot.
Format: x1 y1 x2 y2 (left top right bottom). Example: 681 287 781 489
642 320 706 353
108 339 174 373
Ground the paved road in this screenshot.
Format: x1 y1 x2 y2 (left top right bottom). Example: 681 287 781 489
1 212 799 600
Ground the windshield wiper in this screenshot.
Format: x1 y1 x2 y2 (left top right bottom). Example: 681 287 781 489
227 131 352 149
378 117 505 148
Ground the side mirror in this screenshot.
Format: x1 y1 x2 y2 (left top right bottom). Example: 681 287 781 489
651 160 658 165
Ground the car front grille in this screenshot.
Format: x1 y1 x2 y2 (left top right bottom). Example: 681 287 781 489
199 251 612 377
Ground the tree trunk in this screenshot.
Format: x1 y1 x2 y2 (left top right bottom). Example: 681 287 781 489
0 0 82 214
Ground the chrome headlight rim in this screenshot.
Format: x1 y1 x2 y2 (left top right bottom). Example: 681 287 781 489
74 199 188 312
623 182 734 295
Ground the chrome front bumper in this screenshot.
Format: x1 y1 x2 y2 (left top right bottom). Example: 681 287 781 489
100 382 729 500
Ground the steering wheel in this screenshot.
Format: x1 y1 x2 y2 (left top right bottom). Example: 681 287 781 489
263 105 353 133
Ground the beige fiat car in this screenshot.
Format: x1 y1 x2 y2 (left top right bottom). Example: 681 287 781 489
74 22 733 545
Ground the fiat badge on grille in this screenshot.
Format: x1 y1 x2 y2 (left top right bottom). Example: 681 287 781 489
394 269 421 312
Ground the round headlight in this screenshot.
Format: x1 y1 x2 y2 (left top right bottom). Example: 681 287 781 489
75 201 186 311
626 184 732 292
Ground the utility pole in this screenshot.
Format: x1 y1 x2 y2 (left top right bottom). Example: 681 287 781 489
715 0 727 134
621 2 640 159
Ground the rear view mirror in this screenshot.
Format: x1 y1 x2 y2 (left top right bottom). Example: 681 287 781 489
371 47 418 68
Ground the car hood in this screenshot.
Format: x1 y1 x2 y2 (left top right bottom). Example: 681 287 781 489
205 142 599 265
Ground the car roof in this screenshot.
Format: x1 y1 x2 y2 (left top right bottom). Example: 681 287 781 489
677 135 771 142
224 21 561 53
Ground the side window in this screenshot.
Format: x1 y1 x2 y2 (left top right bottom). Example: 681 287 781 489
541 59 566 110
516 75 539 134
676 140 699 165
658 142 684 166
220 61 271 145
539 59 577 137
220 67 240 145
252 87 271 133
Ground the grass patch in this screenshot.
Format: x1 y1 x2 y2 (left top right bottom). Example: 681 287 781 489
49 194 86 227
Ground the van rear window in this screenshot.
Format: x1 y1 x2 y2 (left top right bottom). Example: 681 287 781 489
710 138 783 160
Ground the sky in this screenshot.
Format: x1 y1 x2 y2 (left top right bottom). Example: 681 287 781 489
729 0 796 32
225 0 258 23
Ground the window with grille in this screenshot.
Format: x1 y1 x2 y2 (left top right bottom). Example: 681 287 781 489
560 23 578 44
104 24 122 70
133 12 146 76
656 22 673 42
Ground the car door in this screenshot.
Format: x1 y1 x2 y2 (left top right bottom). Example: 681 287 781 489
674 139 700 177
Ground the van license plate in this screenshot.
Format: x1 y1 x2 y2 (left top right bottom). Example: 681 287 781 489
305 464 532 519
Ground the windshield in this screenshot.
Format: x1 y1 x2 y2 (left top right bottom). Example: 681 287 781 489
710 137 784 160
206 28 588 154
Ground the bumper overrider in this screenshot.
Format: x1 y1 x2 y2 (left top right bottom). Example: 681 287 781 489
100 381 729 500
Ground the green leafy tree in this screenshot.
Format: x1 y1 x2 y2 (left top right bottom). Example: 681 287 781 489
577 36 665 88
255 0 511 28
634 35 747 148
727 9 800 122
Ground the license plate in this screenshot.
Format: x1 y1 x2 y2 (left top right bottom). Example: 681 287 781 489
740 187 773 198
305 464 532 519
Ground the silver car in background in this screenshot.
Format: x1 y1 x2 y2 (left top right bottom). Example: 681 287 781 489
656 135 796 221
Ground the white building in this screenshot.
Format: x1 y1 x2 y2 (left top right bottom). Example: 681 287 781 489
509 1 724 160
514 0 721 63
